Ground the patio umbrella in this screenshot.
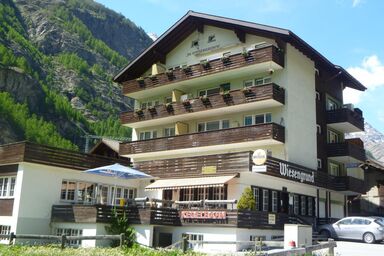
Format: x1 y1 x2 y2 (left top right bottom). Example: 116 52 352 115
83 163 152 205
84 163 152 179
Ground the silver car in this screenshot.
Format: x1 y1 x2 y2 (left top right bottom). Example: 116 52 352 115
319 216 384 243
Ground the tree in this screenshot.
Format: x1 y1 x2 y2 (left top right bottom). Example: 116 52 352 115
237 187 256 210
105 210 136 247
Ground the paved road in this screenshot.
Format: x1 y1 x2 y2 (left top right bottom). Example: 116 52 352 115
335 241 384 256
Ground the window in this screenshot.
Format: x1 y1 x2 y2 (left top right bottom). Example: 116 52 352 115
140 100 160 109
77 182 96 203
317 159 322 169
338 218 352 225
220 83 231 92
327 98 339 110
243 80 254 88
352 218 371 225
255 77 272 86
301 195 306 215
198 87 221 97
184 233 203 249
139 131 157 140
272 191 278 212
262 189 269 211
329 163 340 176
293 195 299 215
0 176 16 198
198 120 229 132
0 225 11 239
244 113 272 126
164 127 175 137
208 34 216 43
328 130 340 143
191 40 199 48
56 228 83 246
307 197 313 216
253 187 260 211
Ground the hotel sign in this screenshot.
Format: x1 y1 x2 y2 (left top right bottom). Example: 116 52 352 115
180 210 227 220
279 162 315 184
252 149 267 165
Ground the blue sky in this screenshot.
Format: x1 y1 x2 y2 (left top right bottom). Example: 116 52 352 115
97 0 384 132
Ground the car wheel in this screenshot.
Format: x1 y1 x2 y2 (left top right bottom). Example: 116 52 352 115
363 232 375 244
320 230 331 239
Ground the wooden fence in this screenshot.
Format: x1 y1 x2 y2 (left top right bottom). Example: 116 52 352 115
0 233 125 249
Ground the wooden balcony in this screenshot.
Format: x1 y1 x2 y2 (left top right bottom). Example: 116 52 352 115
327 139 366 163
331 175 367 194
121 83 285 127
326 107 364 133
120 123 285 157
122 45 284 95
51 205 181 226
51 205 314 230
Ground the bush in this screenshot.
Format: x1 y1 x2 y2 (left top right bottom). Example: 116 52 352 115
105 210 136 247
237 187 256 210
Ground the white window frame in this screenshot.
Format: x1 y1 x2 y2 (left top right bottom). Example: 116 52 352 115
56 228 83 246
301 195 306 215
328 129 340 143
139 130 157 140
184 233 204 249
164 127 175 137
329 162 340 176
262 189 269 211
198 87 220 97
197 119 229 132
255 76 272 86
293 194 299 215
0 176 16 198
140 99 160 109
327 98 339 110
0 225 11 239
244 113 272 126
307 197 313 216
253 187 259 211
272 191 278 212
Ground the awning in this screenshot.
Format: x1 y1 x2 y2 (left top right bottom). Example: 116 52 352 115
145 175 236 191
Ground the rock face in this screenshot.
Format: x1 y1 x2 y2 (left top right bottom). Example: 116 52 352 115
0 0 151 148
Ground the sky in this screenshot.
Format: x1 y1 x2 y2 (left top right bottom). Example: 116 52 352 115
96 0 384 132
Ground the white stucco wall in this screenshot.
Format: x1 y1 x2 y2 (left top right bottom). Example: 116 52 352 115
276 44 317 169
13 162 147 235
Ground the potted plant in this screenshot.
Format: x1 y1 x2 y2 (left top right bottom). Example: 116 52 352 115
165 102 174 113
242 50 250 58
199 95 210 106
165 69 174 79
220 90 231 100
149 74 157 81
136 77 145 87
221 55 230 65
182 65 192 74
200 60 210 69
135 109 144 117
241 87 253 96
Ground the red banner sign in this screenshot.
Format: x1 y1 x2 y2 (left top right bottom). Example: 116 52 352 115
180 210 227 220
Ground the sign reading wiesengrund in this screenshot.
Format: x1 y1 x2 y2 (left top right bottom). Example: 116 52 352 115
279 162 315 183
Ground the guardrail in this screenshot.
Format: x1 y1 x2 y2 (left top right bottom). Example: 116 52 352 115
0 233 125 249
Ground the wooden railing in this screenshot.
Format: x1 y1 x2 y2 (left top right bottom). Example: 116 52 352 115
327 139 366 162
120 123 285 155
326 107 364 131
122 45 284 95
0 142 131 170
121 83 285 125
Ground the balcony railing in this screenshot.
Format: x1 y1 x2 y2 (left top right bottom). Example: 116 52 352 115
51 204 315 229
120 123 285 156
332 175 366 194
121 83 285 125
326 107 364 133
122 45 284 95
327 139 366 163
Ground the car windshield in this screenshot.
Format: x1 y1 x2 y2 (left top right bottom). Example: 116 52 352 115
374 218 384 226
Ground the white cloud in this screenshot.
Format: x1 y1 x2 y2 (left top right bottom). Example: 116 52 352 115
352 0 362 7
344 55 384 104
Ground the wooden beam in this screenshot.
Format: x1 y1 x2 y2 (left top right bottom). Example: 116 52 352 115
235 29 246 43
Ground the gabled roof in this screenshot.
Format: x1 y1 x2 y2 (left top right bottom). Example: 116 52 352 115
114 11 365 91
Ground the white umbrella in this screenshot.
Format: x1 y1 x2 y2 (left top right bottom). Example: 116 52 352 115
83 163 152 205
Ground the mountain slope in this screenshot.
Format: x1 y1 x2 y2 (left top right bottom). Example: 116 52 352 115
0 0 152 150
347 122 384 164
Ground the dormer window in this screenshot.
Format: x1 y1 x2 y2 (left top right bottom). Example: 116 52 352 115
208 34 216 43
191 40 199 48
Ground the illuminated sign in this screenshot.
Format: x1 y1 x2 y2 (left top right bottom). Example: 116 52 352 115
180 210 227 220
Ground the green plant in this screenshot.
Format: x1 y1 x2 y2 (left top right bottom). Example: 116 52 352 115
105 210 136 247
237 187 256 210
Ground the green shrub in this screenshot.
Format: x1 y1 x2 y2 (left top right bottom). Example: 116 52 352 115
105 210 136 247
237 187 256 210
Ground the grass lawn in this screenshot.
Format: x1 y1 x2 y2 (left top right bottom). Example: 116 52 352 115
0 244 204 256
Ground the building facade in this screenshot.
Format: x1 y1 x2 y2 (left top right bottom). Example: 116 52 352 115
0 142 149 247
115 11 367 251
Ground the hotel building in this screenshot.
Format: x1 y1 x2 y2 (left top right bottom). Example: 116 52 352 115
115 11 367 251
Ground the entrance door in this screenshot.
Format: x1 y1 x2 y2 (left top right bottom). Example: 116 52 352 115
158 232 173 247
280 192 289 214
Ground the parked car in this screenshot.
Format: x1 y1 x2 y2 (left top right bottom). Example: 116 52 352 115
319 216 384 243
